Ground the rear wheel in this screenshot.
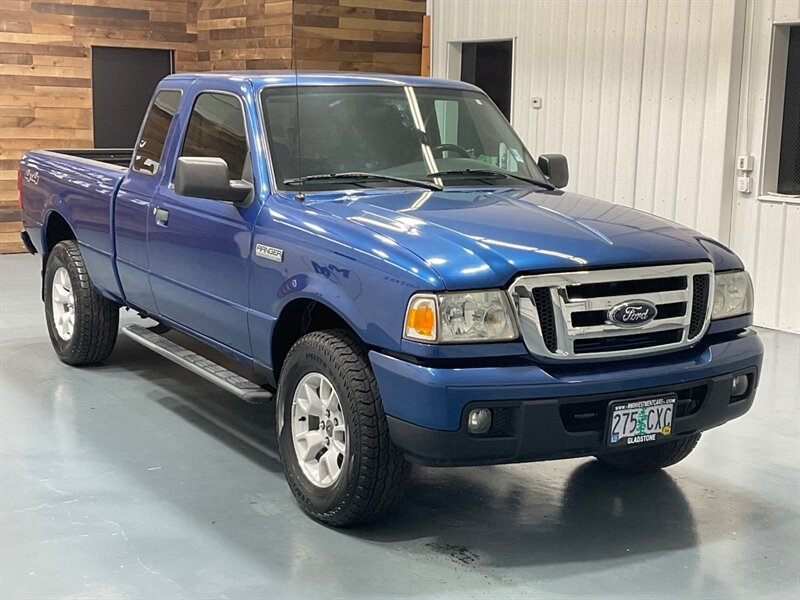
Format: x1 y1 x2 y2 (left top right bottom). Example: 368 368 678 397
596 433 701 473
44 240 119 365
276 329 410 526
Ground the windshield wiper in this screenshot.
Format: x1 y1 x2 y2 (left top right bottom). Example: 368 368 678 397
427 168 555 191
283 172 443 192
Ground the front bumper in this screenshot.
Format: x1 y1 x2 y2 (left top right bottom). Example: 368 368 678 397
370 329 763 466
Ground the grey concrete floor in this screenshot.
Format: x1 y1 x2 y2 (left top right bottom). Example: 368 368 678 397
1 253 799 600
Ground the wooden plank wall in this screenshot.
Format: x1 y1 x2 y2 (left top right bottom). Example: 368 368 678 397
293 0 425 74
0 0 425 253
0 0 198 253
189 0 293 71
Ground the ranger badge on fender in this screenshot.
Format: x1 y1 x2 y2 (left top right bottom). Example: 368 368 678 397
255 243 283 263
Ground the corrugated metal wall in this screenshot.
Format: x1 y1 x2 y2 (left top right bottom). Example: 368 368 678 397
430 0 799 332
730 0 800 332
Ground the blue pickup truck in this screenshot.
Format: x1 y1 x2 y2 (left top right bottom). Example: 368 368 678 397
19 72 763 526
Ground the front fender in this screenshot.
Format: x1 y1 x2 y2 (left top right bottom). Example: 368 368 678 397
248 197 446 366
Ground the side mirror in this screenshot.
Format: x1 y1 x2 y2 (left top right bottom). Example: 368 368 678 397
537 154 569 189
174 157 252 204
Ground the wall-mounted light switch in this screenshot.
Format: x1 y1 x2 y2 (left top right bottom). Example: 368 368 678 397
737 155 754 172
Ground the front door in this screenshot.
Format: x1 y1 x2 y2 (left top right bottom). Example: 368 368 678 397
147 90 259 355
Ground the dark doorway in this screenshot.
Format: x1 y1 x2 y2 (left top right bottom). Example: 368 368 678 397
777 26 799 195
460 41 513 121
92 46 173 148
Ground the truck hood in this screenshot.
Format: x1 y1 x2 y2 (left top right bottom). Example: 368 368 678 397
306 187 737 289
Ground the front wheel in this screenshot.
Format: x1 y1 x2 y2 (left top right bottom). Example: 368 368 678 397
595 433 702 473
276 329 410 526
44 240 119 365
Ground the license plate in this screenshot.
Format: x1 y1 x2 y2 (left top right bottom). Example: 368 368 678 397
606 395 676 447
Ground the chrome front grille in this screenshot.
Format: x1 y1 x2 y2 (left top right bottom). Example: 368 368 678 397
508 263 714 360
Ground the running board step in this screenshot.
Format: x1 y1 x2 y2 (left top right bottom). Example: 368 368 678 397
122 324 273 404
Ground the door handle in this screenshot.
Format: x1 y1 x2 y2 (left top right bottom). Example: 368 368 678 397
153 206 169 227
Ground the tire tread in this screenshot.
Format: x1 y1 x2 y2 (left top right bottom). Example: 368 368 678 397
46 240 118 365
279 329 410 526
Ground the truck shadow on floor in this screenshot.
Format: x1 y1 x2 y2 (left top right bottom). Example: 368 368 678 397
110 331 285 476
356 462 699 569
75 335 785 574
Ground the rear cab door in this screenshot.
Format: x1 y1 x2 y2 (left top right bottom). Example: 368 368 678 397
115 78 191 314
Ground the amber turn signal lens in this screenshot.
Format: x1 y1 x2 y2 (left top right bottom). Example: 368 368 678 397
404 296 437 341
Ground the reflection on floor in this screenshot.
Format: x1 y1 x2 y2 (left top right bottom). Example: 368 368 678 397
1 253 798 599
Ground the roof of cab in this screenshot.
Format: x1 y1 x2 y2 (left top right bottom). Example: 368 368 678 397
161 70 481 92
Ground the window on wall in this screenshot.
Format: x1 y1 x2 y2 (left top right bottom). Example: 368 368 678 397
763 25 799 198
777 26 799 195
180 92 249 180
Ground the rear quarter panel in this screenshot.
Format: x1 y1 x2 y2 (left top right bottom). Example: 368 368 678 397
20 151 127 302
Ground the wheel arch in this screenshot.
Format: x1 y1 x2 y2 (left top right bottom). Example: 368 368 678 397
39 211 77 300
42 210 76 254
271 296 363 380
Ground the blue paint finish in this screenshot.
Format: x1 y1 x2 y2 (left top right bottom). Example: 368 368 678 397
114 79 193 314
17 71 764 458
175 70 482 93
20 151 127 300
247 195 446 361
708 313 753 335
307 188 718 289
370 330 764 431
147 190 259 354
144 77 262 355
698 237 745 272
114 174 160 313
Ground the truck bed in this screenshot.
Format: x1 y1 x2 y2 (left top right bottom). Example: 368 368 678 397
44 148 133 168
20 149 133 302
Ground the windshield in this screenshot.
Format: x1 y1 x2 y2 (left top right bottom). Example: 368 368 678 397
260 85 546 191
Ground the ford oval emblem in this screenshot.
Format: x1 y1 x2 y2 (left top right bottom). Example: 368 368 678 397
607 300 658 327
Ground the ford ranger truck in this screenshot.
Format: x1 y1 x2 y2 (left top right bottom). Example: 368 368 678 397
18 72 763 526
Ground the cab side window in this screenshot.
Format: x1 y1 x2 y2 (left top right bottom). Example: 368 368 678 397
133 90 182 175
180 92 249 180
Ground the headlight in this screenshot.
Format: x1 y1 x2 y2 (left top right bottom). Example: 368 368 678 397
404 290 518 343
712 271 754 319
